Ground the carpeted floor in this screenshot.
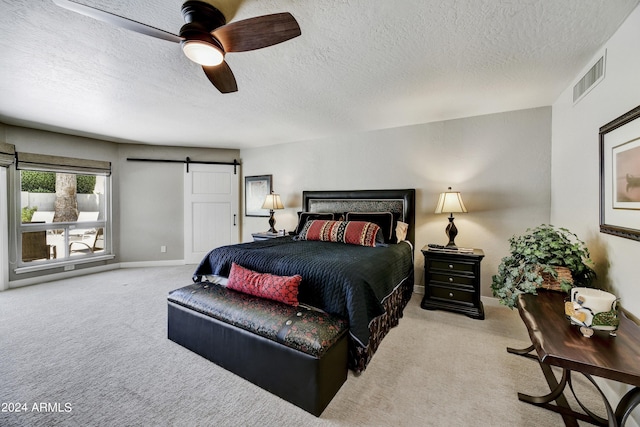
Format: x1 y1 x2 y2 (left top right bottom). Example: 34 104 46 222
0 266 606 426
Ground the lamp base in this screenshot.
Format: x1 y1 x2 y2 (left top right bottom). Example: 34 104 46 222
445 214 458 248
267 210 277 233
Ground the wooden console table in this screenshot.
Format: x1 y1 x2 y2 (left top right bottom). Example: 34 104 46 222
508 290 640 426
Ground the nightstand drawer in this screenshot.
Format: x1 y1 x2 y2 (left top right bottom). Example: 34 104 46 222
430 273 474 288
430 285 474 305
431 259 475 273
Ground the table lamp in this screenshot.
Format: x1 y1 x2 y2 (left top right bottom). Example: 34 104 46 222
262 191 284 233
434 187 467 248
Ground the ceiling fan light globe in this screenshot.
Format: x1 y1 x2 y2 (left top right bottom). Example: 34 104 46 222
182 40 224 66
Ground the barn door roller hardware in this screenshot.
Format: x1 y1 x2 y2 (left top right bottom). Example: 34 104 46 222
126 157 239 174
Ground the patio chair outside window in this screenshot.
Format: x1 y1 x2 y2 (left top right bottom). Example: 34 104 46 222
69 228 104 254
68 211 100 239
22 231 57 262
30 211 54 223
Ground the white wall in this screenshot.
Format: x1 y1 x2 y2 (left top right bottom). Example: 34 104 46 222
117 144 239 264
240 107 552 295
552 6 640 423
551 5 640 318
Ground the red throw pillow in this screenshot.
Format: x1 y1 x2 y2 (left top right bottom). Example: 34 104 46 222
298 220 381 247
226 263 301 306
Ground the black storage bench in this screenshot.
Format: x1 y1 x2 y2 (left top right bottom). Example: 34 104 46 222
167 282 349 416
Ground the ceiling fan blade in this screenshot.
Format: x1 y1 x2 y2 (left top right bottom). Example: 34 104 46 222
202 62 238 93
212 13 301 53
52 0 182 43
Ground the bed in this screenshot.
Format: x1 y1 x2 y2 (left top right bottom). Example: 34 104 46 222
193 189 416 372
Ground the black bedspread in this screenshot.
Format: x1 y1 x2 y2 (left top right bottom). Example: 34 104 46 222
193 237 414 346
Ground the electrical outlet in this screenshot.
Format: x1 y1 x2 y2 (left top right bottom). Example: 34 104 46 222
160 245 167 253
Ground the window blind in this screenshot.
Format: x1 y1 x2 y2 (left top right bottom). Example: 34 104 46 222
0 142 15 167
16 152 111 175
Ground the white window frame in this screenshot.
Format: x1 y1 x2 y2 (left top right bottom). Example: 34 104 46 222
1 167 9 289
14 162 114 274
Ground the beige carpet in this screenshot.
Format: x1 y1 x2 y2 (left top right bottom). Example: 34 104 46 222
0 266 606 426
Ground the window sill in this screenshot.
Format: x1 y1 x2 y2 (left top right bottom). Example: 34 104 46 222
14 254 116 274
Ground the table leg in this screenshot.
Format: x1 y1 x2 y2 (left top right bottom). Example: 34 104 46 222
508 343 609 426
507 343 538 361
615 387 640 426
518 368 605 426
568 372 615 426
518 366 570 404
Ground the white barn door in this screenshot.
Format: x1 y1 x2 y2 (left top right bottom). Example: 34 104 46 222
184 163 239 265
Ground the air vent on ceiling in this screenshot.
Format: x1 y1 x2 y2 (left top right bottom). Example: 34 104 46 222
573 52 606 104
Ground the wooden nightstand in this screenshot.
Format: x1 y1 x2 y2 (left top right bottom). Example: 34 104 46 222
420 247 485 320
251 232 280 241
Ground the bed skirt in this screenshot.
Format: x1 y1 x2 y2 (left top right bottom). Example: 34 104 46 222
349 271 414 372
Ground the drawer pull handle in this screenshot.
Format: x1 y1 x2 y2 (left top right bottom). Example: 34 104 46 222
449 264 454 269
449 277 454 282
449 292 454 298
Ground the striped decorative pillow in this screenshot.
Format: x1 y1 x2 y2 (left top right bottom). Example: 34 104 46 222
298 220 381 247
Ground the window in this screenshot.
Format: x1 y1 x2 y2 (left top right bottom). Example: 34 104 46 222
15 153 112 271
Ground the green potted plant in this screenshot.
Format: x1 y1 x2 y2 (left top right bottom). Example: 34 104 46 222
491 224 596 308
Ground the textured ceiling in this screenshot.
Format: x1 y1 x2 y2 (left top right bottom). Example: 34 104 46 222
0 0 638 149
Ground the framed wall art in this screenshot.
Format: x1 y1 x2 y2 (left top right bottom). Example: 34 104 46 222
599 105 640 241
245 175 272 217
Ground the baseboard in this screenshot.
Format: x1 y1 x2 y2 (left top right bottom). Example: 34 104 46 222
413 288 504 309
119 260 186 268
482 295 505 307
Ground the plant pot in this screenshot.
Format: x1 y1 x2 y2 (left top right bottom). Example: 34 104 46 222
538 265 573 292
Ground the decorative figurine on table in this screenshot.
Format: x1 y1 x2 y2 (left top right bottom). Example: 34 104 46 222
565 287 619 337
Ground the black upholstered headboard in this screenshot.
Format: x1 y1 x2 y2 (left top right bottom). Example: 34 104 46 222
302 189 416 245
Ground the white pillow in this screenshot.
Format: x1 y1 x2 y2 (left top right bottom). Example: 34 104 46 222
395 221 408 242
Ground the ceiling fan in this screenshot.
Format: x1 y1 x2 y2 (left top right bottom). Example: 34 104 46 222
52 0 301 93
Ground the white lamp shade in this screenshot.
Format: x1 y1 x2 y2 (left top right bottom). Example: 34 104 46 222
434 191 467 214
262 193 284 210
